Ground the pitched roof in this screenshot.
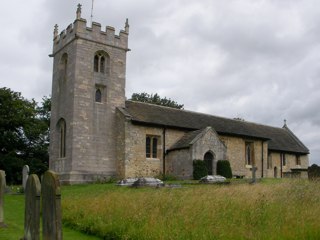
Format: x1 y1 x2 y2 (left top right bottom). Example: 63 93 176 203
169 129 204 151
121 101 309 154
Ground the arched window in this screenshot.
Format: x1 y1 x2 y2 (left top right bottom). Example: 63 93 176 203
94 55 99 72
95 89 102 102
57 118 66 158
100 56 105 73
204 152 214 175
93 51 110 74
245 142 253 165
60 53 68 81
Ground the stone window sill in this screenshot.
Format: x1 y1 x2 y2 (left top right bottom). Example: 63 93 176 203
146 158 160 161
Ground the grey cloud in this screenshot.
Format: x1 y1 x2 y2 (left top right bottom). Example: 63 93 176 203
1 0 319 164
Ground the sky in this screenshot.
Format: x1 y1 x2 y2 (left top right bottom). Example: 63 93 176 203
1 0 319 165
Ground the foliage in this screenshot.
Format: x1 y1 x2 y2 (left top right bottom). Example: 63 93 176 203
60 180 320 240
217 160 233 178
308 164 320 180
155 173 177 181
0 87 50 184
193 160 208 180
130 92 184 109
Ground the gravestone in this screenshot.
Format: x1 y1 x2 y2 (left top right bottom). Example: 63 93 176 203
41 171 62 240
24 174 41 240
0 170 6 227
250 167 257 184
22 165 30 190
199 175 226 183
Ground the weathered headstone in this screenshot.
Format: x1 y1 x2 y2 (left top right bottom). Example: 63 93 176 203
22 165 30 190
24 174 41 240
41 171 62 240
250 167 257 184
0 170 6 227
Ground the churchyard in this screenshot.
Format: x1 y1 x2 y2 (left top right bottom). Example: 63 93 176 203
1 172 320 239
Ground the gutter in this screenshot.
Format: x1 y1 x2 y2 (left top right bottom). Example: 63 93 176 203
261 141 264 178
162 127 166 178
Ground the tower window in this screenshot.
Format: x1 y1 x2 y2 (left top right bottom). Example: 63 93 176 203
94 55 99 72
100 56 105 73
94 51 110 74
95 89 102 102
58 118 66 158
60 53 68 82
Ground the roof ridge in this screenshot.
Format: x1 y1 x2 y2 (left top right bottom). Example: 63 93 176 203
125 100 284 130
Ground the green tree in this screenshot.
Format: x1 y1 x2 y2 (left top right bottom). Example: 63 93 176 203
130 92 184 109
0 87 50 184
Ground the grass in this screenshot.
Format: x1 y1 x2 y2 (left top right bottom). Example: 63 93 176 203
2 179 320 239
61 179 320 239
0 193 100 240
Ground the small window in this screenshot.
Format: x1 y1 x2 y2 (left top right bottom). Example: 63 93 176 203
245 142 253 166
58 118 66 158
152 138 158 158
146 137 151 158
296 155 301 166
146 136 160 159
95 89 102 102
281 153 286 166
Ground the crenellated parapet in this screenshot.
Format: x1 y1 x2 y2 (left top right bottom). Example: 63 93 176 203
52 4 129 55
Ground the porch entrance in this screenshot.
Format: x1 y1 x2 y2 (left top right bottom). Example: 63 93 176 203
204 152 214 175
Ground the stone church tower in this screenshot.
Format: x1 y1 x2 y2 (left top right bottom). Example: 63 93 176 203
49 4 129 184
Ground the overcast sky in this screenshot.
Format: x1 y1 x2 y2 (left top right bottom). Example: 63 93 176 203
1 0 319 165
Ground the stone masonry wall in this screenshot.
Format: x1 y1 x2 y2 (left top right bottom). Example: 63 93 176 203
122 123 186 178
219 136 268 178
166 149 190 179
265 152 309 178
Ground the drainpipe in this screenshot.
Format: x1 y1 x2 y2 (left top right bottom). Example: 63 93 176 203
162 127 166 178
280 153 283 178
261 141 264 178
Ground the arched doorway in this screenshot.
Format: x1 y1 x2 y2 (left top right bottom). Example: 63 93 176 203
204 152 214 175
274 167 278 178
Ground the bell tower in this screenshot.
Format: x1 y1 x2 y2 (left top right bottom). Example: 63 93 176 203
49 4 130 184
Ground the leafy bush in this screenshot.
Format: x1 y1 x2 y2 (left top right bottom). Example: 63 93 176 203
308 164 320 180
217 160 233 178
193 160 207 180
155 173 177 181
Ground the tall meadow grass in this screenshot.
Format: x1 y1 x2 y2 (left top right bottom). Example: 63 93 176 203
62 180 320 239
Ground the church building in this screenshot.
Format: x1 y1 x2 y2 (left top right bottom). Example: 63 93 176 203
49 5 309 184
